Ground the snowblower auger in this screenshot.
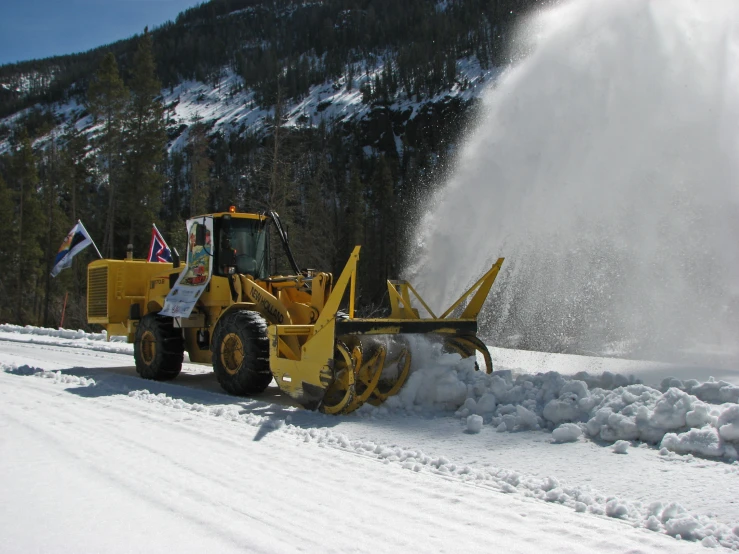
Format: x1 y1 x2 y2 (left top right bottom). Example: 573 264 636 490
88 208 502 415
266 248 504 414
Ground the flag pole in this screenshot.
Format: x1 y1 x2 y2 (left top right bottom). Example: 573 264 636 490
78 219 103 259
60 291 69 328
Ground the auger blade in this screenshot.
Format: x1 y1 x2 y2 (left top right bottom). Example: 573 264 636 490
444 335 493 373
319 342 357 414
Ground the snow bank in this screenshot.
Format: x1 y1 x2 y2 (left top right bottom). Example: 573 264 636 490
661 376 739 405
361 337 739 461
0 323 132 354
3 327 738 461
0 323 126 342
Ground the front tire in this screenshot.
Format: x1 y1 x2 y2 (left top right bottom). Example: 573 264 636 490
134 313 184 380
212 310 273 395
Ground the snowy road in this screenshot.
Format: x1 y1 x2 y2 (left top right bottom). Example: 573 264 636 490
1 334 738 552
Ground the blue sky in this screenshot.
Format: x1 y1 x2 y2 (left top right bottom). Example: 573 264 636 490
0 0 205 65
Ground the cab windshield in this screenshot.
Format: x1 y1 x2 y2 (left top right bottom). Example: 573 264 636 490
216 217 269 279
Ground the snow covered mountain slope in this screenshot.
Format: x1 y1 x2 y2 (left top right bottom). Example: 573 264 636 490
0 56 500 157
1 327 738 551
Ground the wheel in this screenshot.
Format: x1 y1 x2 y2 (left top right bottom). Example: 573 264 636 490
134 313 184 380
212 310 273 395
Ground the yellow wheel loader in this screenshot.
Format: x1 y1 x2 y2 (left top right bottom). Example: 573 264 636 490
87 209 503 414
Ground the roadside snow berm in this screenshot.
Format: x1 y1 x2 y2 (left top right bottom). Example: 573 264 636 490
87 209 503 413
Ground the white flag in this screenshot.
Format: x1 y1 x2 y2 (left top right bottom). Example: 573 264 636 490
51 221 94 277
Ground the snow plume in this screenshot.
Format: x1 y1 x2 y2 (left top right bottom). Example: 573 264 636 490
361 337 739 462
408 0 739 365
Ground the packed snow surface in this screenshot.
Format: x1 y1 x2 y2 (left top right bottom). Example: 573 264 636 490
2 325 739 552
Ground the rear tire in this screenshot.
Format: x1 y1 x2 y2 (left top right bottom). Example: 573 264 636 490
134 313 184 380
212 310 273 395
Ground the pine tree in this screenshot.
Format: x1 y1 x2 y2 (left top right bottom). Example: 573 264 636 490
186 118 212 216
262 82 299 273
298 152 334 271
8 131 43 323
375 155 396 286
87 52 129 258
57 125 96 328
0 172 15 322
121 29 167 253
39 137 69 327
346 165 365 255
59 122 92 223
268 82 287 211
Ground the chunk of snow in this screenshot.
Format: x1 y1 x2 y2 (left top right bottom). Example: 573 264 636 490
551 423 582 443
612 440 629 454
660 427 724 458
466 414 483 433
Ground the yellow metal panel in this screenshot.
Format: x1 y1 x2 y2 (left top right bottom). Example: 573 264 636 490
273 325 314 336
268 318 336 400
87 259 177 336
313 246 360 334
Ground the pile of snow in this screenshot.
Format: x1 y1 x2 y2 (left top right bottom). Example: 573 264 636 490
612 440 630 454
363 337 739 461
4 327 739 461
552 423 582 443
0 324 132 354
661 376 739 405
0 323 125 342
2 363 95 386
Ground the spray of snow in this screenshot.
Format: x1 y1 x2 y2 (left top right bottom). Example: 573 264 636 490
408 0 739 365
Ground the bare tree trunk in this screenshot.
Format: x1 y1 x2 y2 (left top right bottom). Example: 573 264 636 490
269 82 282 208
16 176 24 323
43 141 56 327
102 112 117 258
106 151 116 257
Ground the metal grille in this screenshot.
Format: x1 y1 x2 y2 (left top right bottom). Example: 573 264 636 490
88 266 108 318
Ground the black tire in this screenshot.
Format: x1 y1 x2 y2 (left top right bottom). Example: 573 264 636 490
134 313 184 380
212 310 273 395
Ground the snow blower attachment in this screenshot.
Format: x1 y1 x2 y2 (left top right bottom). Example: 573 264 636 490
87 210 504 414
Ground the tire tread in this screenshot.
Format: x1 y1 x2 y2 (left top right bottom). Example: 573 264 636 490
212 310 273 395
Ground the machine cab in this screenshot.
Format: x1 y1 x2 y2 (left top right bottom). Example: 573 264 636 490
214 213 270 279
